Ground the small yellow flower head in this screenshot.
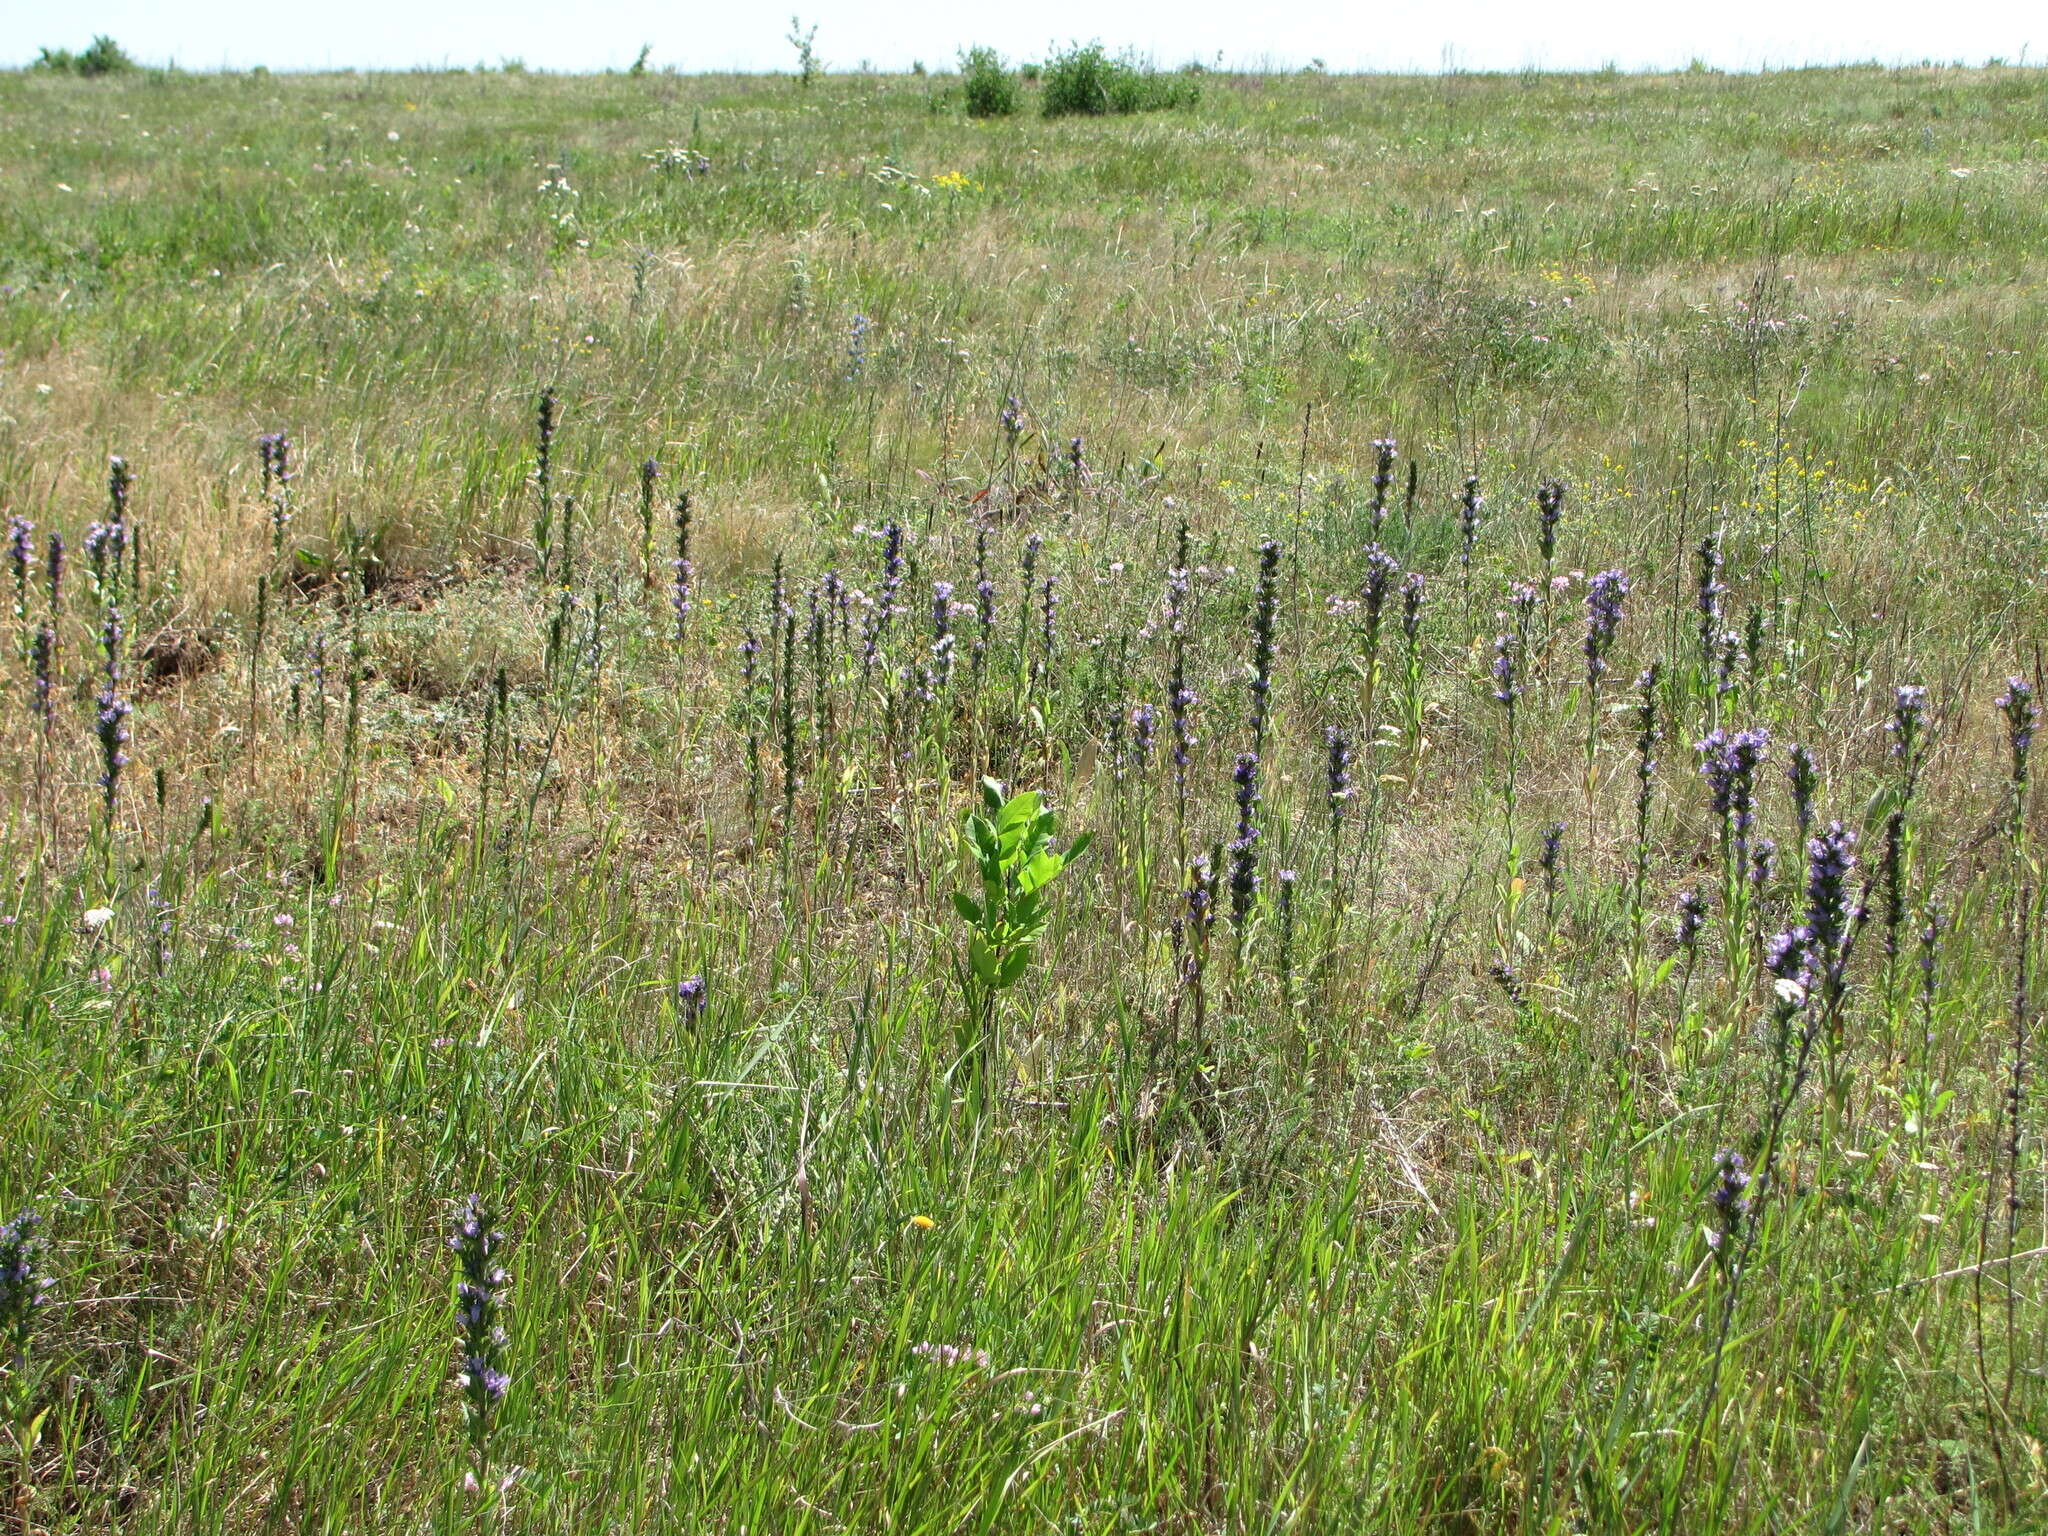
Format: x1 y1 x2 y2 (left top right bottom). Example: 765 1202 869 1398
908 1214 936 1230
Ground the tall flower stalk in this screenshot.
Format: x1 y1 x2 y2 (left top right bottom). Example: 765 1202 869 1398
1457 476 1483 594
671 491 694 643
258 431 293 560
1580 567 1629 841
1367 438 1396 543
1697 726 1770 989
532 389 556 583
1695 532 1726 686
1228 751 1262 940
95 603 131 825
1396 572 1426 783
449 1196 511 1492
1492 582 1537 949
6 513 31 662
1359 545 1398 748
1247 539 1279 757
1625 664 1661 1036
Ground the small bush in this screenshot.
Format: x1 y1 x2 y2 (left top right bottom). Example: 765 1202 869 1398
1040 42 1197 118
33 35 136 76
959 46 1016 118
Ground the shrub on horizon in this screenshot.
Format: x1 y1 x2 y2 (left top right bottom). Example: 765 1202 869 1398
1041 41 1199 118
960 46 1016 118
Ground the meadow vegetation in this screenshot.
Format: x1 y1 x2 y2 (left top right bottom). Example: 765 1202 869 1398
0 56 2046 1532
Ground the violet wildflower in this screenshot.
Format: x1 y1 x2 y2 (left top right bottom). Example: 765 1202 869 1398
1129 701 1156 777
1787 745 1818 845
1714 629 1744 697
1704 1149 1750 1266
107 454 133 530
95 605 131 816
1695 533 1725 670
845 312 870 379
83 523 110 602
999 394 1023 447
1040 574 1059 673
449 1195 511 1460
1185 851 1216 937
1248 539 1280 751
929 580 955 696
45 532 64 612
1582 568 1629 687
0 1208 54 1370
6 512 30 629
1362 544 1398 635
1490 961 1528 1012
1397 571 1428 754
1888 683 1928 793
637 457 660 587
1535 480 1565 570
1676 889 1707 952
1457 475 1483 582
1165 524 1191 637
1016 533 1042 667
1749 838 1776 902
1879 809 1907 961
1996 676 2035 801
1325 724 1352 834
1538 821 1563 899
1763 923 1812 992
258 431 293 556
533 389 556 580
1275 868 1298 1005
971 525 995 685
31 624 54 735
862 522 905 679
1698 727 1770 862
1168 656 1197 793
1228 751 1261 927
676 974 707 1025
1490 628 1523 711
1368 438 1396 541
1803 821 1859 1011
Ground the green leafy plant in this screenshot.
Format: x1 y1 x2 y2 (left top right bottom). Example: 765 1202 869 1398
33 36 136 76
959 46 1016 118
1041 41 1198 118
951 779 1090 1103
786 17 821 88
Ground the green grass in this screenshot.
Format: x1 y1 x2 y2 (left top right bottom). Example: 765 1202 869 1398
0 60 2045 1532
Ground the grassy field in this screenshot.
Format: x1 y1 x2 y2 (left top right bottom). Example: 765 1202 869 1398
1 58 2046 1532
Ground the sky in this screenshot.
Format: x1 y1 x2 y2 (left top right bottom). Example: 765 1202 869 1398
5 0 2039 75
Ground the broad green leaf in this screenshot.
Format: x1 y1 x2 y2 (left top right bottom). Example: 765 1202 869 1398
952 892 982 924
1017 851 1061 894
969 935 1001 985
998 947 1032 986
996 791 1042 833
